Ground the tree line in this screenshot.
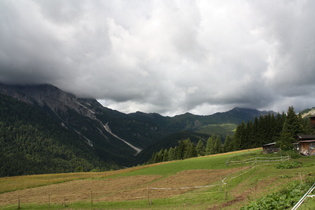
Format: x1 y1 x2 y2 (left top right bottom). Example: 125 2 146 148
149 106 314 164
234 106 313 151
148 134 230 163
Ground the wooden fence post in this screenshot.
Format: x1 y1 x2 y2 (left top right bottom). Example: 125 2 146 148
147 187 152 205
91 191 93 207
63 196 66 207
17 197 20 209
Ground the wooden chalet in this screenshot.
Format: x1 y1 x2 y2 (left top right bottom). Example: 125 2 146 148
297 135 315 156
262 142 279 154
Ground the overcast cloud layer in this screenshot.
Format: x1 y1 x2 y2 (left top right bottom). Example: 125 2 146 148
1 0 315 116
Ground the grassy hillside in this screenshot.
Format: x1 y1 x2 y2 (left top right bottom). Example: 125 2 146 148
197 123 236 136
0 148 314 209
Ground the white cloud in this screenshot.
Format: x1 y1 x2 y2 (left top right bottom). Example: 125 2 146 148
0 0 314 116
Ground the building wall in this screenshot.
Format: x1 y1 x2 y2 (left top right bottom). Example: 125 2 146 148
300 142 315 156
263 146 279 154
310 117 315 128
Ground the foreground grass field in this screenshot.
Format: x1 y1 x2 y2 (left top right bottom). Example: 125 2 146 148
0 148 314 209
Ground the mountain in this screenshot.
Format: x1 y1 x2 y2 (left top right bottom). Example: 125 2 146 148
301 107 315 118
0 94 118 176
0 83 273 176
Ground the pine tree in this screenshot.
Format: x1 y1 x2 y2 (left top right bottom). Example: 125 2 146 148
162 149 169 162
213 136 221 154
168 147 175 161
234 122 245 150
282 107 302 137
206 136 214 154
279 106 302 150
206 135 221 154
223 135 232 152
177 140 186 160
196 139 205 156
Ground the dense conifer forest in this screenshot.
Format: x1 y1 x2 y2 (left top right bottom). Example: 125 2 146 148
0 94 117 177
149 107 315 164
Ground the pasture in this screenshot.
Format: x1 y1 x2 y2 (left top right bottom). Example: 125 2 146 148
0 148 314 209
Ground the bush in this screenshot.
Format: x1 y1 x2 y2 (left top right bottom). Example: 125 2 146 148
241 182 310 210
279 150 301 159
275 161 302 169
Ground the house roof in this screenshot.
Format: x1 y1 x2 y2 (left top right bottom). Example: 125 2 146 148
263 142 276 147
299 140 315 143
297 135 315 140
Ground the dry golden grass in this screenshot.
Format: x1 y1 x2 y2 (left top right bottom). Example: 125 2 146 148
0 168 245 206
0 175 162 206
0 164 161 194
0 148 264 208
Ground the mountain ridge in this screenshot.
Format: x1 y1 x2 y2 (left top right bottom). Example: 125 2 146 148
0 83 278 176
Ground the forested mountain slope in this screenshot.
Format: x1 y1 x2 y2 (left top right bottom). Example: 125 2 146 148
0 83 274 176
0 94 118 176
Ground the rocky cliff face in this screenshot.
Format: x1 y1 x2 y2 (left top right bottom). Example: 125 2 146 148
0 83 99 120
0 83 144 163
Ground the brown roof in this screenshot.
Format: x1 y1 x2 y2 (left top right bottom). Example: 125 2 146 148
263 142 276 147
297 135 315 140
299 140 315 143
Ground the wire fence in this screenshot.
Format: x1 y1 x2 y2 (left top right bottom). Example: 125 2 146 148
5 155 293 209
147 156 291 204
226 155 290 165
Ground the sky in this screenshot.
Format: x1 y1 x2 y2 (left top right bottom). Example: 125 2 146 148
1 0 315 116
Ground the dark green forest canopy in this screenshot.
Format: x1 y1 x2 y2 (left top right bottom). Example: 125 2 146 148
149 107 315 164
0 94 116 177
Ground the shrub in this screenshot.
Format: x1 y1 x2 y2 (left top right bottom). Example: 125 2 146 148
241 182 310 210
279 150 301 159
275 161 302 169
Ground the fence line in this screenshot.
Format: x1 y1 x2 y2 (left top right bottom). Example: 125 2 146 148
148 155 292 206
222 162 257 185
147 161 264 204
8 155 291 208
149 156 290 193
148 183 222 190
226 156 290 165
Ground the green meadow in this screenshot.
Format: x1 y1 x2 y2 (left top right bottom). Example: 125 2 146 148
1 148 314 210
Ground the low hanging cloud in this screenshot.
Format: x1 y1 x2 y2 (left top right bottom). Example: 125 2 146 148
0 0 315 116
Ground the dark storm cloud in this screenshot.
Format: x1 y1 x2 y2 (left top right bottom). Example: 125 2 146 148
0 0 315 115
